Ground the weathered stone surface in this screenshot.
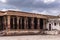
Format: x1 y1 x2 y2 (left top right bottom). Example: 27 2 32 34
44 30 59 35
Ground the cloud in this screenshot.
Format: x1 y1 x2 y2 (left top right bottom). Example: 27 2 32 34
0 3 19 10
0 0 7 3
6 0 60 15
31 10 49 15
33 0 55 4
41 0 55 4
6 0 60 9
31 8 60 16
0 0 60 15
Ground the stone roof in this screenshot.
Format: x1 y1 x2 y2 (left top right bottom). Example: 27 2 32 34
0 10 59 19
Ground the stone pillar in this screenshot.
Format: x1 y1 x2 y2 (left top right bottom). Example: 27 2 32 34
20 17 22 29
31 18 34 29
45 19 47 29
24 17 27 30
7 16 10 31
17 16 20 30
26 17 28 29
4 16 7 30
43 19 46 30
37 18 40 29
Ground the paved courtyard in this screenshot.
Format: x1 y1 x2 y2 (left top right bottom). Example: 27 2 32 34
0 35 60 40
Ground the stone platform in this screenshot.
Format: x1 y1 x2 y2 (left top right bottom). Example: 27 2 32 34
44 30 59 35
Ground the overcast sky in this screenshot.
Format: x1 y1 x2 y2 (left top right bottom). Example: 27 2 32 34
0 0 60 16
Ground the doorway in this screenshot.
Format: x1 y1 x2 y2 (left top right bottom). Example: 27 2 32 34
49 24 51 31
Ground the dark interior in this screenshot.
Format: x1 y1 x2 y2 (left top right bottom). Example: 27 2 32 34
40 18 43 29
10 16 17 29
28 17 31 29
10 16 44 30
14 17 17 29
19 18 21 29
34 18 37 29
21 17 24 29
10 17 13 29
0 16 4 31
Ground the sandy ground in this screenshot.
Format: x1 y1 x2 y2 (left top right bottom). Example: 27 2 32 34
0 35 60 40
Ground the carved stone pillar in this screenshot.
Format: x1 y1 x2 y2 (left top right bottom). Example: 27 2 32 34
43 19 46 30
45 19 47 29
31 18 34 29
7 16 10 31
45 20 47 30
37 18 40 29
20 17 22 29
17 16 20 30
4 16 7 30
26 17 28 29
24 17 27 30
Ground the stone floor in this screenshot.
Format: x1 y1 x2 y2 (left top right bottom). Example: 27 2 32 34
0 35 60 40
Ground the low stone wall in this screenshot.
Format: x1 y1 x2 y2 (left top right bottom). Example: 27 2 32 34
0 30 59 36
44 30 59 35
5 30 41 35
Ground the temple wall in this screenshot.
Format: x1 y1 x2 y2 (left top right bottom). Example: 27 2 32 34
46 19 60 30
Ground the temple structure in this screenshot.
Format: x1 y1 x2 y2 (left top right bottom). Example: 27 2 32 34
0 10 59 35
